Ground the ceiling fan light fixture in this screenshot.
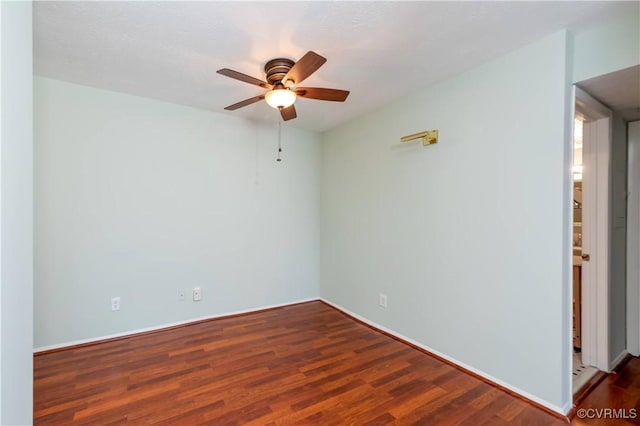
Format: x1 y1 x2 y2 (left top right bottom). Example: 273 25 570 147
265 88 296 109
218 51 349 121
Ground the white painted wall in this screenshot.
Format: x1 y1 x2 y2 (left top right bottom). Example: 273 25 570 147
34 78 320 348
629 121 640 356
320 31 572 412
1 1 34 424
572 11 640 83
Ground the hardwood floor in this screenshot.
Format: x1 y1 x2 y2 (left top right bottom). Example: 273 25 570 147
35 301 567 425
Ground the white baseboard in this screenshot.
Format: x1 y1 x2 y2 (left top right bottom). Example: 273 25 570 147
320 298 569 416
33 298 318 353
611 350 629 371
35 296 570 416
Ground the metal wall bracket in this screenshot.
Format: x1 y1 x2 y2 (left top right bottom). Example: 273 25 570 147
400 129 438 146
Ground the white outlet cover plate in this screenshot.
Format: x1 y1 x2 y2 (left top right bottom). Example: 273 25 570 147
379 294 388 308
111 297 121 311
193 287 202 301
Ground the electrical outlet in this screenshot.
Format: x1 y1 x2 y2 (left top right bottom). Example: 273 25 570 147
378 293 388 308
178 288 185 301
193 287 202 301
111 297 121 311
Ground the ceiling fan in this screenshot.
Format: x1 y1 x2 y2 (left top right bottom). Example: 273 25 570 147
216 51 349 121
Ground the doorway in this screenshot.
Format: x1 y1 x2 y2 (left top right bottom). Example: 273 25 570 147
570 65 640 399
571 87 613 396
572 115 598 392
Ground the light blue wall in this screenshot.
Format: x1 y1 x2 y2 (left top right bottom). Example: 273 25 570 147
320 31 572 412
572 11 640 83
1 1 34 424
34 78 321 348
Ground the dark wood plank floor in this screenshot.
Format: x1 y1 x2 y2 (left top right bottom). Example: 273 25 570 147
35 301 568 425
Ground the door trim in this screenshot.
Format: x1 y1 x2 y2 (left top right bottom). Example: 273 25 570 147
628 121 640 357
574 86 612 374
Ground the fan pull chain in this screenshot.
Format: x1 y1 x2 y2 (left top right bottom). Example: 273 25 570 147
276 118 283 162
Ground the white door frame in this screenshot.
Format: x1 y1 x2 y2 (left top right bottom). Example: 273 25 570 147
627 121 640 357
575 86 612 373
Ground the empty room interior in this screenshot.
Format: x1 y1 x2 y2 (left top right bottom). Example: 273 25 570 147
1 1 640 424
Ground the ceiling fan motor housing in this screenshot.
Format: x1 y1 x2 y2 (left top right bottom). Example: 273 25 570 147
264 58 295 86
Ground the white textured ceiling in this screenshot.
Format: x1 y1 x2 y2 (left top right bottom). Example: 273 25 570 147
34 1 637 133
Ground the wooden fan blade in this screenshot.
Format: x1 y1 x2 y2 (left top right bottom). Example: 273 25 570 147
283 51 326 85
280 105 297 121
224 95 265 111
217 68 271 89
296 87 350 102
